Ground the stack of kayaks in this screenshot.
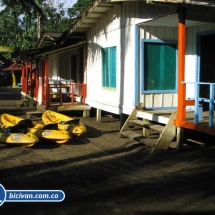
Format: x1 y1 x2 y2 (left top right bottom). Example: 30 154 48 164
42 110 86 137
1 113 72 144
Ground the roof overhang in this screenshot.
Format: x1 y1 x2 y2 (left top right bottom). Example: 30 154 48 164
38 41 87 59
37 32 62 48
148 0 215 7
137 12 214 28
68 1 120 36
20 41 87 61
2 62 22 71
104 0 215 7
67 0 215 37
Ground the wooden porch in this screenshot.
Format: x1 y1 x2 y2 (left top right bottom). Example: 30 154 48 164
27 102 91 120
119 106 215 152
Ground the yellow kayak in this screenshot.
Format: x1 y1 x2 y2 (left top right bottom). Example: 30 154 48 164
1 113 72 144
0 125 39 147
42 110 86 137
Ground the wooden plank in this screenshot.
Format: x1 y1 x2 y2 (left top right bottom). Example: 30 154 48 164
151 111 177 152
137 111 171 124
129 120 164 132
57 105 91 112
149 125 164 132
117 107 138 137
120 131 141 139
142 118 149 137
26 111 43 120
119 131 156 147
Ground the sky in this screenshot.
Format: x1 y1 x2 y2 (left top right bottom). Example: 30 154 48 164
0 0 78 11
53 0 77 9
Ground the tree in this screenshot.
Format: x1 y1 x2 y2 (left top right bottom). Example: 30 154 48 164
0 0 95 61
0 0 70 60
67 0 94 18
0 0 46 20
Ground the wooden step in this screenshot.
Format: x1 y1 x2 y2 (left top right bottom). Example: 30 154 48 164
26 111 43 120
129 119 164 132
137 110 171 124
119 131 156 147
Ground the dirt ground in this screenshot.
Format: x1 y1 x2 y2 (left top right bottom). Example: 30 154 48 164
1 87 215 215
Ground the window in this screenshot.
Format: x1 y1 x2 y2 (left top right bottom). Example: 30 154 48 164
102 46 116 88
142 40 177 92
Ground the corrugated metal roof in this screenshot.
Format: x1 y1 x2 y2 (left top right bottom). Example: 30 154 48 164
37 32 62 48
138 13 214 27
68 0 215 36
69 1 119 35
20 41 87 61
18 0 215 61
109 0 215 7
153 0 215 6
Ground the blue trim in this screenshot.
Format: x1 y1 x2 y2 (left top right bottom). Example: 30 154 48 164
195 30 215 124
196 30 215 82
195 35 200 123
140 39 178 93
142 90 177 93
134 25 139 106
146 107 177 110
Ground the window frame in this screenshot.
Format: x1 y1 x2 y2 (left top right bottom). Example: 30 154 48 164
140 39 178 93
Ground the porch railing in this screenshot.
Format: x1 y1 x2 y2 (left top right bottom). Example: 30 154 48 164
183 81 215 127
49 82 86 105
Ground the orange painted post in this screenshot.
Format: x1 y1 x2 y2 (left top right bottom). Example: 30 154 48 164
41 60 45 105
35 61 39 99
21 65 25 94
71 84 74 104
26 62 29 94
177 8 186 124
45 59 50 107
60 83 62 105
29 62 32 95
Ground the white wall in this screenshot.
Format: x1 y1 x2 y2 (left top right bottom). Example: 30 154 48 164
86 1 215 114
86 5 122 114
86 1 176 114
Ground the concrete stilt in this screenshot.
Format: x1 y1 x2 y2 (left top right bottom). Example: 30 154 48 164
96 109 101 122
176 127 184 151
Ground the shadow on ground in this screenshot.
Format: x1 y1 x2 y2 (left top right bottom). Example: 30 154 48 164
1 87 215 214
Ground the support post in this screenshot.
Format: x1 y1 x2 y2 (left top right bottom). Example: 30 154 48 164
83 110 90 118
96 109 101 122
142 119 149 137
41 60 45 105
120 113 128 130
45 59 50 108
176 127 184 151
177 7 186 124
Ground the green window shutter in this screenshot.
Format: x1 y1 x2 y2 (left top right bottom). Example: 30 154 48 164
110 47 116 88
163 44 176 89
102 46 116 88
144 43 161 90
102 48 109 87
144 42 176 91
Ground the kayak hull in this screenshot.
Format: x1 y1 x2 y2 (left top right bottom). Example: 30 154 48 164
0 132 39 147
42 110 86 136
1 113 71 144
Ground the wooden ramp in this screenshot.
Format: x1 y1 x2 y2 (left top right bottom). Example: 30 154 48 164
118 104 177 152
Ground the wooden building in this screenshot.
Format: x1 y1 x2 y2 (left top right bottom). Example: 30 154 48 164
18 0 215 148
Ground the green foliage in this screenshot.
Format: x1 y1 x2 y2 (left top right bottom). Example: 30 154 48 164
0 0 73 60
67 0 94 18
0 0 93 61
